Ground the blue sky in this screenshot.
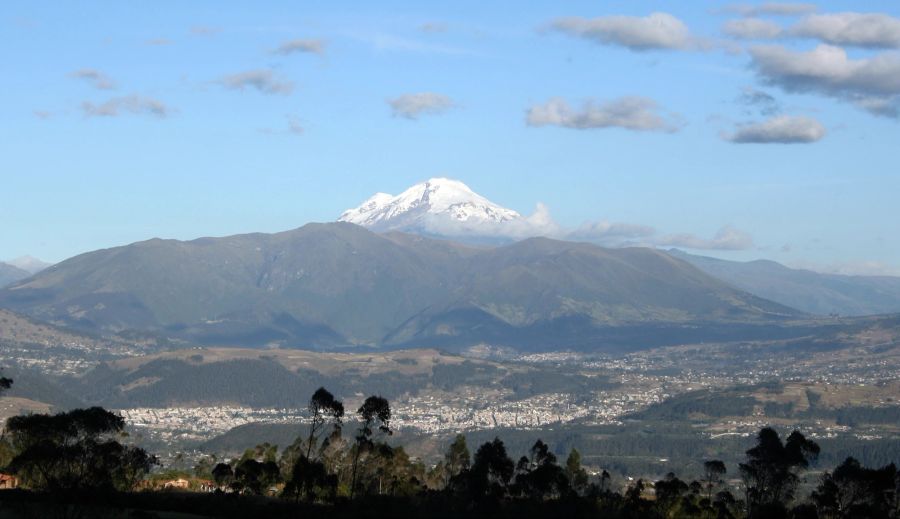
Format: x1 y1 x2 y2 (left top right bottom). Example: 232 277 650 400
2 1 899 275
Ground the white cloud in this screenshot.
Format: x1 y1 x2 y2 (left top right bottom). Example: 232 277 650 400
526 97 680 133
220 70 294 96
750 43 900 117
548 12 700 51
723 18 784 39
792 13 900 48
657 226 755 251
388 93 455 119
273 38 326 55
567 221 657 246
724 115 826 143
81 95 172 118
723 3 817 17
69 69 116 90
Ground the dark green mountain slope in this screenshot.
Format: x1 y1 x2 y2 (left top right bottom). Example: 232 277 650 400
0 223 800 350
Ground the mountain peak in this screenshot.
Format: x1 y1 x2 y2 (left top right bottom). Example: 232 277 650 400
6 255 52 274
338 178 521 234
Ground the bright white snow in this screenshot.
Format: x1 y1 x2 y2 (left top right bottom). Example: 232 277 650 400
338 178 523 236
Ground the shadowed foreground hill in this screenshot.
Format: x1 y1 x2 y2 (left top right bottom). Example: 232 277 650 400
0 223 799 351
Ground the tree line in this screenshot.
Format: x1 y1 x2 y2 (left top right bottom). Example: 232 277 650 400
0 380 898 518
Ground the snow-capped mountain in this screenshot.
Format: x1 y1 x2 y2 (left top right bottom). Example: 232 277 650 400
339 178 527 238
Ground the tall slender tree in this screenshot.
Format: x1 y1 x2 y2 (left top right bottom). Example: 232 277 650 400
350 395 391 499
306 387 344 460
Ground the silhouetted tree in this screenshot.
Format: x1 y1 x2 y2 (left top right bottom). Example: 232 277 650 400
283 455 335 503
443 433 470 487
703 459 727 500
306 387 344 460
740 427 820 518
565 448 590 495
463 437 515 502
350 395 391 499
0 375 11 394
233 457 280 495
5 407 156 492
211 463 233 489
812 457 898 519
513 439 569 500
655 472 690 516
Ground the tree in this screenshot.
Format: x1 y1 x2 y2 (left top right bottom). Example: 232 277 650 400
812 457 898 518
443 434 470 487
654 472 689 516
350 395 391 499
464 437 515 501
211 463 233 490
0 375 11 394
305 387 344 460
703 459 727 500
5 407 156 492
513 439 569 500
283 455 335 503
740 427 820 517
194 454 217 479
565 448 590 495
233 458 280 495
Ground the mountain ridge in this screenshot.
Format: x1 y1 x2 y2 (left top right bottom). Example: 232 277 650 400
669 249 900 317
0 222 800 351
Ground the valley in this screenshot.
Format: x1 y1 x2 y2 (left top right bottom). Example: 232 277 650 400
2 309 898 477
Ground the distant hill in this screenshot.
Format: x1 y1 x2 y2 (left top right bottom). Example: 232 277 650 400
5 255 52 274
669 250 900 316
0 223 800 351
0 262 29 288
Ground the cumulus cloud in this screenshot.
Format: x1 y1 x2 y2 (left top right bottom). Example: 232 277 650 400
791 13 900 48
737 87 781 115
220 70 294 96
69 69 116 90
749 43 900 117
724 115 826 143
81 95 172 118
548 12 701 51
388 92 455 119
273 38 326 55
657 226 755 251
526 97 680 133
723 18 784 39
723 3 817 17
